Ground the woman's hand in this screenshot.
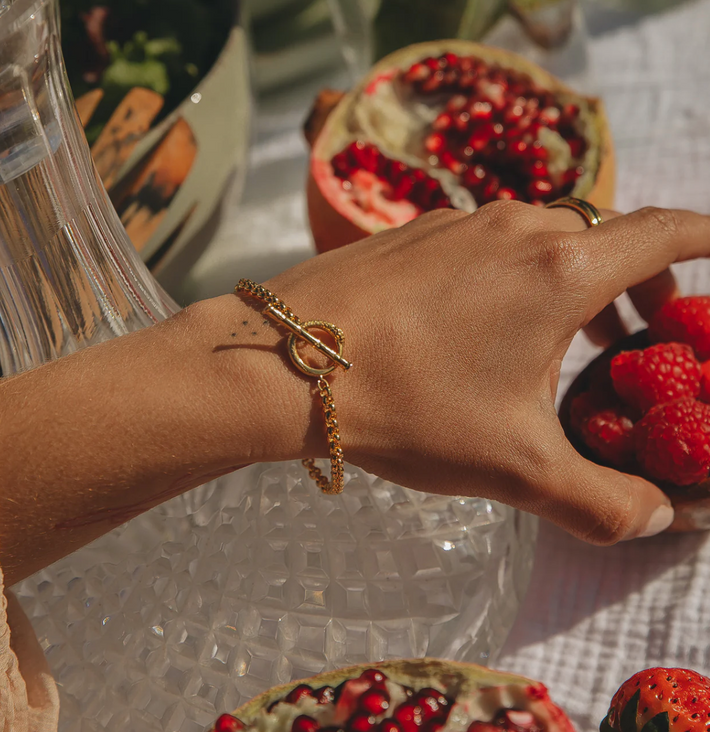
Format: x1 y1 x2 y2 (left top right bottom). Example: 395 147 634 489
265 201 710 545
4 200 709 584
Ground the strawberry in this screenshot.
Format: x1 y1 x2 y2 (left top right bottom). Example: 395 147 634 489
601 668 710 732
634 398 710 486
611 343 701 412
649 296 710 360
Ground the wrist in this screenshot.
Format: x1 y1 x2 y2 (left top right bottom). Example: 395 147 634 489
192 293 329 465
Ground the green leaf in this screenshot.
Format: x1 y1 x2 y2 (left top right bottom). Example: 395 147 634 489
640 713 670 732
620 690 641 732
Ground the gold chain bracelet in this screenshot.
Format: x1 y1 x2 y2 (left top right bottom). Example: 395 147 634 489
235 279 352 495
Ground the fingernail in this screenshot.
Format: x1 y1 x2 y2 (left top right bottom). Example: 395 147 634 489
637 505 675 539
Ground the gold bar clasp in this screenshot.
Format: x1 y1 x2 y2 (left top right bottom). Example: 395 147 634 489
265 305 352 377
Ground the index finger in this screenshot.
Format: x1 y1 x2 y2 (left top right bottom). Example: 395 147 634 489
580 207 710 315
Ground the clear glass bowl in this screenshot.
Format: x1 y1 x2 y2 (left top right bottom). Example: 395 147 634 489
16 463 537 732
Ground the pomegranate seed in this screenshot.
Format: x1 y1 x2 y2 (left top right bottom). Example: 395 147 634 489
509 139 528 156
453 112 471 131
531 199 546 207
497 187 519 201
563 103 580 119
331 152 351 178
425 133 446 153
215 715 245 732
423 723 445 732
468 125 493 152
414 178 443 208
293 716 320 732
528 179 554 199
440 151 466 175
446 94 468 112
417 696 440 720
350 714 377 732
483 175 501 202
393 702 423 732
386 159 409 183
425 57 442 71
350 142 379 173
379 722 402 732
360 669 387 684
459 71 477 88
417 689 448 707
469 101 493 120
431 191 452 209
286 685 315 704
412 168 427 183
539 106 560 126
391 175 415 200
443 52 459 67
404 63 430 83
529 140 548 160
433 113 453 131
421 70 445 93
463 164 488 187
563 166 584 185
316 686 336 704
467 724 499 732
360 689 390 715
458 57 476 72
443 70 458 87
504 103 525 125
529 160 549 178
568 136 586 158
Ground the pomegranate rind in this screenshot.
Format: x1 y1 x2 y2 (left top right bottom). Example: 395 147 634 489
308 40 615 254
209 658 576 732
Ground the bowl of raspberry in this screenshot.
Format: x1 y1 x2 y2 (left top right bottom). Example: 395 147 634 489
560 296 710 532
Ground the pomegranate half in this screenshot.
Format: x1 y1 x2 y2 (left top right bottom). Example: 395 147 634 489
208 659 576 732
307 41 615 253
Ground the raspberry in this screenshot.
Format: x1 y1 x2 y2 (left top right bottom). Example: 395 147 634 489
570 392 635 467
649 296 710 360
610 342 701 412
634 398 710 486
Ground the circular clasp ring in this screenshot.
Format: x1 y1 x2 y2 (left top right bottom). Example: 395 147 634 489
288 320 344 377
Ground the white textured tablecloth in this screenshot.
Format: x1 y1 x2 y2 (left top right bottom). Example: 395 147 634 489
181 1 710 729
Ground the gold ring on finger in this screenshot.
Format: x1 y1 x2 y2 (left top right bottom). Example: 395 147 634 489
545 196 603 228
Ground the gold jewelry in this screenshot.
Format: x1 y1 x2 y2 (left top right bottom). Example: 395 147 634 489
235 279 351 495
545 196 603 227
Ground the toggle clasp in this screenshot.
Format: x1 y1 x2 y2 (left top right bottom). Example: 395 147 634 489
265 305 352 377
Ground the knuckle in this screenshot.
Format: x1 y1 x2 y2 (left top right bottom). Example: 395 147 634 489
578 481 634 546
414 208 468 227
529 232 590 284
636 206 681 238
473 200 537 231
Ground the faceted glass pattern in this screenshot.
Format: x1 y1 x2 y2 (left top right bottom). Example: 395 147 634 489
16 462 537 732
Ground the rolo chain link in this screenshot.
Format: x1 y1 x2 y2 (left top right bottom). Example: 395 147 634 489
235 279 348 495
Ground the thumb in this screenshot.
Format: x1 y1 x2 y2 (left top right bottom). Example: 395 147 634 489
528 440 674 545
